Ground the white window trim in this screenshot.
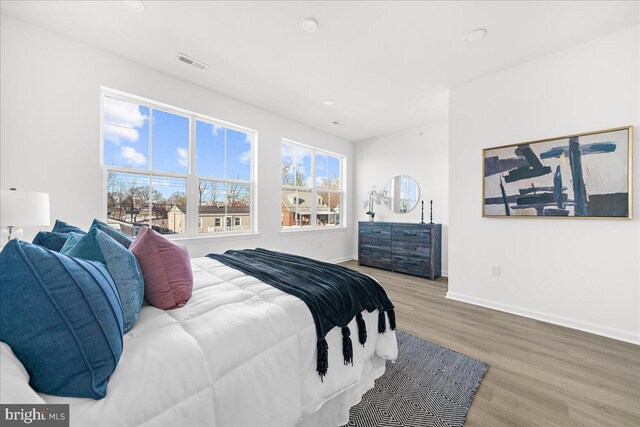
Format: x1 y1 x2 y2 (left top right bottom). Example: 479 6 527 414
280 138 346 232
100 87 258 239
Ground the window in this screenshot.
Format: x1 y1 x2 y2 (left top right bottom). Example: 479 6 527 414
281 140 344 230
196 120 252 234
102 90 255 237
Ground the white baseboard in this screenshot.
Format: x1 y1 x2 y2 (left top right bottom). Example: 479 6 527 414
446 292 640 345
329 256 356 264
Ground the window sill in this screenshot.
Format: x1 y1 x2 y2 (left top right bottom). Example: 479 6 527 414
279 226 348 236
168 232 261 244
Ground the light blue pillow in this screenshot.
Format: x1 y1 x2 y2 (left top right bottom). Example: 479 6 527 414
64 228 144 332
59 233 82 254
91 219 133 249
0 240 123 399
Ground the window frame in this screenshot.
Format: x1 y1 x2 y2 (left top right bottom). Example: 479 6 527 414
280 138 346 232
100 87 257 239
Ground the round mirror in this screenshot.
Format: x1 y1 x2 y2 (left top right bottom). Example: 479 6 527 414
383 175 420 213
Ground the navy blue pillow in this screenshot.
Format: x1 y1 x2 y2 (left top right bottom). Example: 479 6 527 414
0 240 123 399
32 231 80 252
51 219 85 234
91 219 133 249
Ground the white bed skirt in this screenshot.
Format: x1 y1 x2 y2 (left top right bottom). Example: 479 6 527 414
298 354 388 426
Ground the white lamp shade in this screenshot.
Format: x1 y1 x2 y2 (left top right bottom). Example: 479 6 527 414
1 190 50 227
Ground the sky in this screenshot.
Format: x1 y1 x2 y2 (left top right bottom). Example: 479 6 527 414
281 142 341 188
104 96 251 198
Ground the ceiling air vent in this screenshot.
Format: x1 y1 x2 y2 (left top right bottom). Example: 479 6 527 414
177 53 208 70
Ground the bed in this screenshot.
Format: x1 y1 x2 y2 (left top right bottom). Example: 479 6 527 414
1 256 398 426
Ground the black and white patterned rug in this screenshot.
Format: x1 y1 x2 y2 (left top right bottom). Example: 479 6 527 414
345 331 488 427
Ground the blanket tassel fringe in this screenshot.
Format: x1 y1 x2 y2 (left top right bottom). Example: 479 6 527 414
318 310 394 380
342 326 353 366
378 309 397 334
388 309 396 330
355 312 367 346
378 310 386 333
316 338 329 381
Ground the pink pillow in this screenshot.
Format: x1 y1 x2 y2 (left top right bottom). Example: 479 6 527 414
130 226 193 310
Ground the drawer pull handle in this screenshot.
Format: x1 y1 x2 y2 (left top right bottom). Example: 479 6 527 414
402 233 417 236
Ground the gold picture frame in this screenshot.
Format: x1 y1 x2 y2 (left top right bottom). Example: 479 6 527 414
482 125 633 219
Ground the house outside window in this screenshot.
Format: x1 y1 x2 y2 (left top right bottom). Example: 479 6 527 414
102 89 255 238
281 139 345 230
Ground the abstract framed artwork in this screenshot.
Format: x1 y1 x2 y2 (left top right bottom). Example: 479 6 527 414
482 126 633 218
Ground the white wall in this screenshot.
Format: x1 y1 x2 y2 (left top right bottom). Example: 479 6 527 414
353 119 449 274
449 25 640 343
0 15 354 262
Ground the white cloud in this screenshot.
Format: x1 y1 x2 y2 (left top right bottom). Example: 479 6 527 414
119 146 147 166
237 150 251 165
104 96 148 144
177 147 189 168
104 125 139 145
281 143 296 162
211 123 224 136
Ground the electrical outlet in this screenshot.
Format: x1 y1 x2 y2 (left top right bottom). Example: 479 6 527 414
490 264 500 277
318 241 323 249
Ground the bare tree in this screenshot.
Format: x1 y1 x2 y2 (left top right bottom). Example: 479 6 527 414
167 191 187 207
281 160 306 187
198 181 206 205
318 177 340 191
226 181 241 206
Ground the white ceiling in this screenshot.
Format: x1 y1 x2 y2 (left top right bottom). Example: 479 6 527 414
1 1 638 141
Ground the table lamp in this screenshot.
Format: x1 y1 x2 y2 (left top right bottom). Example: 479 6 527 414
1 188 51 246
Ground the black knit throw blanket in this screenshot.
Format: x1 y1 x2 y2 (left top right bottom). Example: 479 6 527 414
207 248 396 379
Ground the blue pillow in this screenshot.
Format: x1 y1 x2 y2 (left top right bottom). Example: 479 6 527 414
0 240 123 399
32 231 79 252
59 233 82 253
91 219 133 249
51 219 85 234
63 228 143 332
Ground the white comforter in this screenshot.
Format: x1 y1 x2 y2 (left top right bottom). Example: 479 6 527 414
1 257 398 426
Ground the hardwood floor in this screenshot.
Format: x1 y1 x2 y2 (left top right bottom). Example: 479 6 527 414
340 260 640 427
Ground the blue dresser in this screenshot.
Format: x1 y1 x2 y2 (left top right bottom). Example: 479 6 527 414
358 221 442 280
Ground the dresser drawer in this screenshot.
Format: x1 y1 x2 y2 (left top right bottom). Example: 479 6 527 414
360 251 392 269
392 255 430 277
392 226 431 243
360 232 391 246
360 223 392 240
360 242 391 255
392 241 429 258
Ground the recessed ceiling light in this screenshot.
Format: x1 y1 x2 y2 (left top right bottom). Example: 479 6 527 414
121 1 145 12
332 121 342 126
466 28 487 43
302 18 319 33
322 99 335 107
